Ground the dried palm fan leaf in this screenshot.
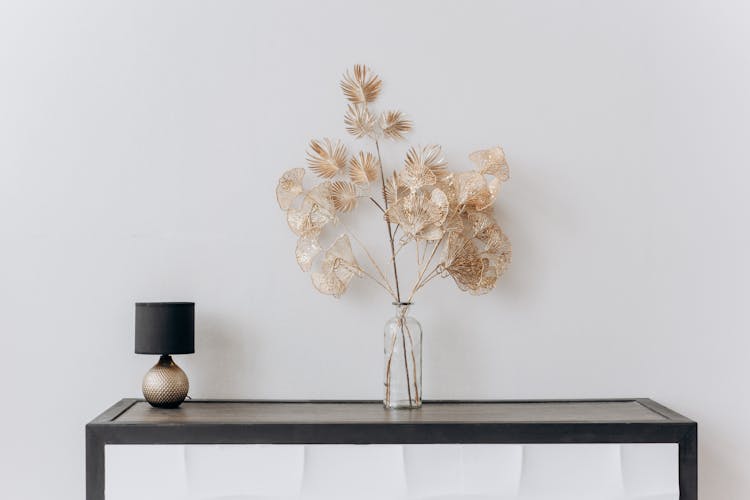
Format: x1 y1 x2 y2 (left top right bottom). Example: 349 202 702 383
385 191 445 240
306 138 348 178
311 235 363 297
296 236 321 272
344 104 376 139
349 151 378 184
330 181 358 212
401 145 447 191
340 64 382 104
384 171 409 206
469 146 510 181
380 110 412 140
276 168 305 210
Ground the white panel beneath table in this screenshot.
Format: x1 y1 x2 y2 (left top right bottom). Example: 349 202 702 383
105 443 679 500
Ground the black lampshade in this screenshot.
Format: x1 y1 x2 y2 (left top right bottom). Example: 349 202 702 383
135 302 195 355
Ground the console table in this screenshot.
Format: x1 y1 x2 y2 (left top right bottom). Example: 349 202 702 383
86 399 697 500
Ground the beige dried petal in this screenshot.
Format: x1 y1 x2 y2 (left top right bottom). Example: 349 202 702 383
322 234 363 277
469 146 510 181
455 171 493 211
286 204 330 238
441 233 484 292
386 191 444 240
303 182 335 216
401 145 446 191
344 104 376 139
418 224 444 241
380 110 412 140
430 188 449 224
306 138 348 178
311 272 347 298
467 211 496 237
295 237 321 272
349 151 378 184
340 64 382 104
311 235 363 298
276 168 305 210
470 257 499 295
330 181 358 212
384 172 409 206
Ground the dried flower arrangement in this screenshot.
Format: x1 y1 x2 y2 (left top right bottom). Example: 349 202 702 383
275 65 512 304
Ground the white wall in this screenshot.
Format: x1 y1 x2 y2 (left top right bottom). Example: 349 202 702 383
1 0 748 498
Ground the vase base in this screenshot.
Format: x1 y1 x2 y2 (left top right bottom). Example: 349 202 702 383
383 400 422 410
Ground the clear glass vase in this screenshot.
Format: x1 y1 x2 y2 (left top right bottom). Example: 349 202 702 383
383 302 422 409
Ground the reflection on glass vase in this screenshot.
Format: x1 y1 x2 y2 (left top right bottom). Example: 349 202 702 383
383 302 422 409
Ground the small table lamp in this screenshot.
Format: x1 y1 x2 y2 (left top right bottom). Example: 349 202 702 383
135 302 194 408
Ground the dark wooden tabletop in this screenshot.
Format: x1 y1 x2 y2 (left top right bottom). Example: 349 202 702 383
92 398 693 426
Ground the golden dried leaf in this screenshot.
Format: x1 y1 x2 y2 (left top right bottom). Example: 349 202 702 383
384 172 409 206
469 146 510 181
380 110 412 140
430 188 449 225
455 171 494 211
286 204 330 238
276 168 305 210
344 104 376 139
340 65 382 104
349 151 378 184
303 181 335 215
306 138 348 178
386 190 446 241
311 235 363 298
330 181 358 212
295 236 321 272
467 211 496 237
401 145 446 191
441 233 485 292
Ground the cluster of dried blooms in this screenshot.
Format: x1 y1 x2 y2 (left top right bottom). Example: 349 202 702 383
276 65 511 301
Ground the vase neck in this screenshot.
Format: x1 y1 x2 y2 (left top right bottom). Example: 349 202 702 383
393 302 413 317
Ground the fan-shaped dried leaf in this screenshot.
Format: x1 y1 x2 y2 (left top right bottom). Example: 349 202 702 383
312 272 347 298
276 168 305 210
311 235 363 298
344 104 376 139
286 204 330 238
384 172 409 206
401 145 446 191
386 191 446 241
455 171 494 211
303 182 335 215
380 110 412 140
469 146 510 181
295 236 321 272
340 65 382 104
330 181 358 212
349 151 378 184
467 211 496 237
430 188 449 225
306 139 348 178
441 233 485 292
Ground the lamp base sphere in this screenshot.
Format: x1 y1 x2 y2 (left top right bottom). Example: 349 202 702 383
142 355 189 408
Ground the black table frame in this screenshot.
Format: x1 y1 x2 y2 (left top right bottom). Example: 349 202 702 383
86 398 697 500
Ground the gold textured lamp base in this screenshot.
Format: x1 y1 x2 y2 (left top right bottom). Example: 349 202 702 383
142 355 189 408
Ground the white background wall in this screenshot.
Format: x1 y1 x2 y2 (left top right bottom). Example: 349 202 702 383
1 1 748 498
